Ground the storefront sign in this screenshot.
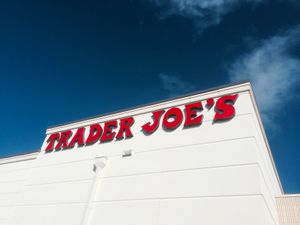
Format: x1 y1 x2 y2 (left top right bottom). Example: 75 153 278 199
44 94 238 152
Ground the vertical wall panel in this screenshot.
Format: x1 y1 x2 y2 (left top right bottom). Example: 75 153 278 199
276 195 300 225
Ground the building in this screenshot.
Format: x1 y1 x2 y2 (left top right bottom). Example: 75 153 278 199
0 81 299 225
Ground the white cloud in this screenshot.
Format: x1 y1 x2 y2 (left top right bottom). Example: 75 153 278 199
158 73 196 97
229 27 300 125
148 0 262 30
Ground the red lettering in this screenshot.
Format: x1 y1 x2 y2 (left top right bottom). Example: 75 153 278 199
100 120 117 142
141 110 164 134
184 102 203 127
213 94 238 122
55 130 72 150
206 98 214 109
43 94 240 154
68 127 85 148
45 133 59 152
116 117 134 139
163 107 183 130
86 124 102 145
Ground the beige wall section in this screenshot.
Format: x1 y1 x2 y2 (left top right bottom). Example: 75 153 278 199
276 195 300 225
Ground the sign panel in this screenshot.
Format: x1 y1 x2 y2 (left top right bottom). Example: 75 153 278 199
44 94 238 152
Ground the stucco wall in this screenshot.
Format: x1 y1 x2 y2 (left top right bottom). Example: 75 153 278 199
0 153 38 225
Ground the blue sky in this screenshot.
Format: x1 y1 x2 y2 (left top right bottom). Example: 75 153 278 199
0 0 299 193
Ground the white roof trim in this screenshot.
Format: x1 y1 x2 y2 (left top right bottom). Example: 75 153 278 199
0 151 38 165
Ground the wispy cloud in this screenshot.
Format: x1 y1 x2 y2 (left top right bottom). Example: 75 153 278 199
148 0 262 30
229 26 300 125
158 73 196 97
150 1 300 126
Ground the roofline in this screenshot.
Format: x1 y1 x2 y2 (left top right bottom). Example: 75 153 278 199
48 80 250 129
0 150 39 164
276 194 300 198
246 82 284 194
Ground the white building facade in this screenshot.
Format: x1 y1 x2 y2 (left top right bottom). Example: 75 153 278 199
0 81 297 225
